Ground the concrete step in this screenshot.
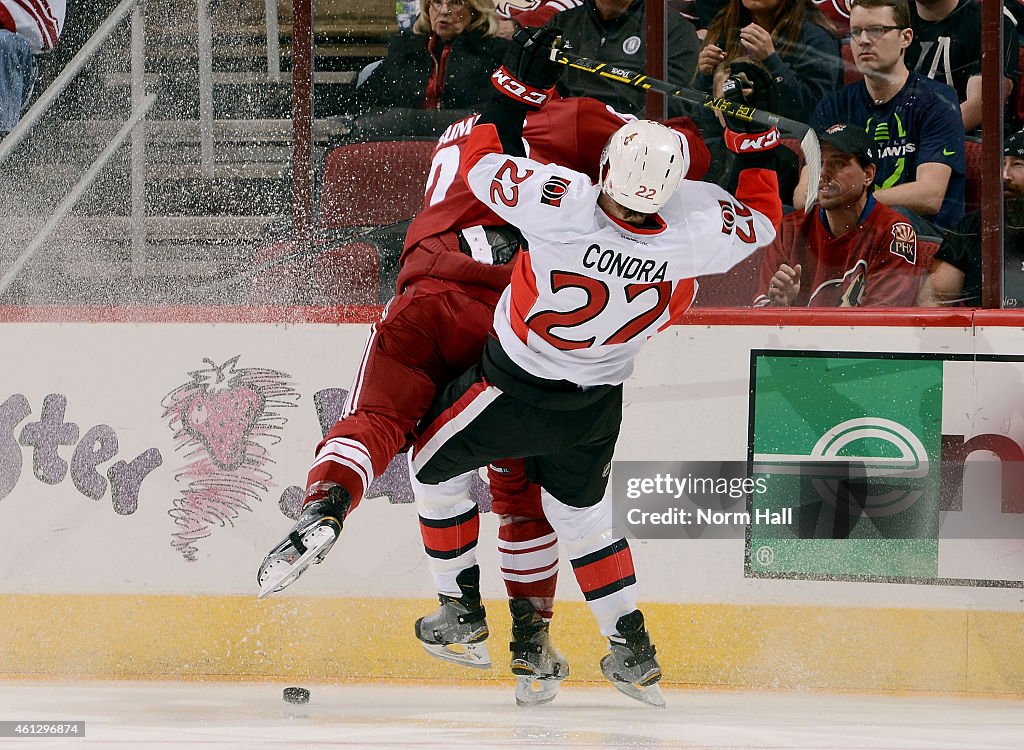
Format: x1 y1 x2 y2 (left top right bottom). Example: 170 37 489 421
0 214 277 304
101 70 357 86
2 215 282 246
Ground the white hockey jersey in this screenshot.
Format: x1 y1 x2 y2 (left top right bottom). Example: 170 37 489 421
464 145 777 387
0 0 65 53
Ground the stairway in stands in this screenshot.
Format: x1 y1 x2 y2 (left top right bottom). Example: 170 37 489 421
0 0 394 305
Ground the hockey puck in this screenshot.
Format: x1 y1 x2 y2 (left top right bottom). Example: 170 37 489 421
283 686 310 704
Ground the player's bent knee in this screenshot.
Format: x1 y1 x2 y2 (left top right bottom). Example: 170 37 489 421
409 458 476 511
538 489 613 551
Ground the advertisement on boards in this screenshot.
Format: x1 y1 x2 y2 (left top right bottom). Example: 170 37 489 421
747 351 1024 587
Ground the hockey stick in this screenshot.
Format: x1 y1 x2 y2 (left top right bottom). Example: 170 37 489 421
526 32 821 213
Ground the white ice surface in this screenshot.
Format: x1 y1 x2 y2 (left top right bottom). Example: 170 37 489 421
0 680 1021 749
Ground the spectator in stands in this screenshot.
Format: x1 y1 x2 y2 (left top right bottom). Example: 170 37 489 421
703 57 801 207
349 0 507 138
794 0 966 235
697 0 851 37
694 0 844 122
755 122 924 306
0 0 65 135
917 129 1024 307
542 0 700 117
905 0 1019 134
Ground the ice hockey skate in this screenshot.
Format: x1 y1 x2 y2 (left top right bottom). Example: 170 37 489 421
508 598 568 707
600 609 666 708
257 486 351 599
415 565 490 669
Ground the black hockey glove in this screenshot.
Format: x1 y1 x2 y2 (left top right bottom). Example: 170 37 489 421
721 60 780 155
490 26 564 110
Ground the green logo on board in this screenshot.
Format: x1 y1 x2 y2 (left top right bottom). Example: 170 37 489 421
748 353 943 580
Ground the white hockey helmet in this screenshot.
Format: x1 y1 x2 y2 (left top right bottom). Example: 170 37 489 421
599 120 689 214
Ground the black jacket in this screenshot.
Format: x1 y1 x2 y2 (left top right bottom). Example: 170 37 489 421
545 0 700 118
355 28 508 114
693 20 842 123
934 207 1024 307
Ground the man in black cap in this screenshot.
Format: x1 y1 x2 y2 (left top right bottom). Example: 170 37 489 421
917 129 1024 307
755 122 924 306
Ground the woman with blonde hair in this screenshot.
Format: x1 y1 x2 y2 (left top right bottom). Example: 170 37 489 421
694 0 842 121
353 0 507 132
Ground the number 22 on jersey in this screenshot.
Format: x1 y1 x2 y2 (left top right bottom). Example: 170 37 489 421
526 271 675 351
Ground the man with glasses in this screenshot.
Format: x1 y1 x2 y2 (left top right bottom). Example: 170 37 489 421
917 129 1024 307
793 0 966 236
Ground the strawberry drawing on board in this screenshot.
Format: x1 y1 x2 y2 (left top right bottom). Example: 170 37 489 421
182 378 264 471
162 356 299 561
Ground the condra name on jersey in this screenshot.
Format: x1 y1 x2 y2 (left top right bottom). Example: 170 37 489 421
582 242 667 283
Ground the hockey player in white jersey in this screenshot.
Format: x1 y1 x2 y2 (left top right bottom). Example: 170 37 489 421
409 28 783 707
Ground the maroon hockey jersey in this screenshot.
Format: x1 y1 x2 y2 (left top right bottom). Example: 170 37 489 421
753 197 923 307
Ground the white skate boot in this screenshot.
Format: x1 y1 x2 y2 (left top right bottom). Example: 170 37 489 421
257 486 351 599
600 609 666 708
509 598 568 707
415 565 491 669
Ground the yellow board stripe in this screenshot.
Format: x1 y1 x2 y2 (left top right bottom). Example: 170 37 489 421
0 595 1020 694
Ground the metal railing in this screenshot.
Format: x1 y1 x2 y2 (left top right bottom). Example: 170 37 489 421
193 0 291 177
266 0 281 81
0 0 151 297
0 94 155 298
0 0 146 164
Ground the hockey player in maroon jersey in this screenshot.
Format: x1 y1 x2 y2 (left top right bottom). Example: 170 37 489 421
406 30 782 706
754 122 921 307
257 47 711 706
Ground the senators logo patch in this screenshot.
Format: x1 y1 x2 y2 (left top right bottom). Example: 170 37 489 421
540 175 571 207
889 222 918 264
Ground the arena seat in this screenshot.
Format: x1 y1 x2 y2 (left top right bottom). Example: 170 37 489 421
918 238 940 271
840 41 864 86
249 240 380 305
251 138 434 305
964 138 983 212
320 140 435 228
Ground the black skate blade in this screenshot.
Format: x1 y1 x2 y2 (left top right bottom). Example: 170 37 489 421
257 525 337 599
419 641 491 669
